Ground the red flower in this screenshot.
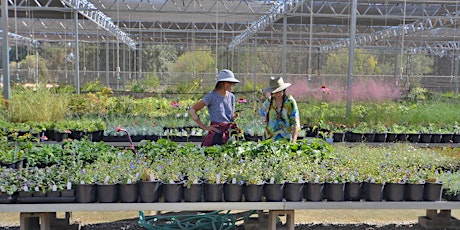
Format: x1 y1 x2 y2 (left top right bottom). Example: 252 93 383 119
171 101 180 107
320 85 330 94
237 97 247 103
116 126 122 132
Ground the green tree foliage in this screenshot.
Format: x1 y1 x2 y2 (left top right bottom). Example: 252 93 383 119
171 48 215 94
174 48 215 74
323 48 433 76
18 55 49 83
255 46 283 74
39 42 70 71
405 54 434 75
142 45 178 72
323 49 382 75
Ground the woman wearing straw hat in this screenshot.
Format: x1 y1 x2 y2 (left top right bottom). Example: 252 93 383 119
189 69 241 146
260 76 300 143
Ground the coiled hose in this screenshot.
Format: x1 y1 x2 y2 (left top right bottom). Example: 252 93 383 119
138 210 257 230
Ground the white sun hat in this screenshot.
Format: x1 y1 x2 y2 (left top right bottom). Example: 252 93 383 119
216 69 240 83
264 76 292 93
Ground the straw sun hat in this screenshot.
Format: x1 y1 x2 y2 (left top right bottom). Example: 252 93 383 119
264 76 292 93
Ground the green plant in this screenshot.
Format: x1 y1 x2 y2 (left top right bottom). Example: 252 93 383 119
81 80 106 93
6 85 69 123
201 156 223 184
0 168 19 195
442 171 460 196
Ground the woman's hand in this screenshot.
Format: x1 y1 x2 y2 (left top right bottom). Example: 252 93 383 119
204 124 219 133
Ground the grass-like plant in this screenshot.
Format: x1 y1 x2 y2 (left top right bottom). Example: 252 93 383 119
5 85 69 123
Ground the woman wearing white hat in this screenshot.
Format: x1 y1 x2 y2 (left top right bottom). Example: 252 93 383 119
260 76 300 143
189 69 240 146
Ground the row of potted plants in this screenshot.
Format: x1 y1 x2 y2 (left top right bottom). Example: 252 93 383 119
1 138 460 203
1 179 445 204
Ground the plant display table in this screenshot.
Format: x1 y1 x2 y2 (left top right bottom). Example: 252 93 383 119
2 202 460 230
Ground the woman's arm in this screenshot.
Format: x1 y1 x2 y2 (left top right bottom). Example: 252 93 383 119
189 100 218 133
289 97 301 143
291 126 299 143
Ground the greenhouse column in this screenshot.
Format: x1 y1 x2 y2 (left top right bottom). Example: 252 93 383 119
74 9 80 94
282 4 287 78
1 0 10 100
346 0 357 118
455 53 459 94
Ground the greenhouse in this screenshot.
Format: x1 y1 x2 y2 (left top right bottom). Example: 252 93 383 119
2 0 460 94
3 0 460 230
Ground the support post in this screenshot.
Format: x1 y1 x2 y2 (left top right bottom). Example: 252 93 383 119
19 212 79 230
419 209 460 229
268 210 294 230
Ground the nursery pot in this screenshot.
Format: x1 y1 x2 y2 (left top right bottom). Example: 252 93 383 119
362 133 375 142
139 180 162 203
119 183 139 203
441 134 454 143
162 182 183 202
373 133 386 143
423 182 443 201
264 183 284 202
224 183 244 202
183 182 203 202
325 182 345 201
431 134 442 143
363 182 384 202
344 182 363 201
97 184 119 203
244 184 264 202
386 133 397 142
404 183 425 201
284 182 304 202
419 134 432 143
203 183 223 202
76 184 97 203
383 182 405 201
407 134 420 143
332 133 344 142
304 182 324 202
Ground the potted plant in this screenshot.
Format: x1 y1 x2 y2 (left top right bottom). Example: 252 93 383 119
73 166 97 202
240 158 265 202
0 168 19 203
201 156 223 202
117 154 140 203
404 166 426 201
221 161 245 202
441 171 460 201
138 165 162 203
303 164 326 202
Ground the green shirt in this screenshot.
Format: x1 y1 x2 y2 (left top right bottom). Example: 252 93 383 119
260 95 300 141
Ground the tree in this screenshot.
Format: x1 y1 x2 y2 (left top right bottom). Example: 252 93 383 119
323 49 383 75
174 48 215 74
172 47 215 93
142 44 178 73
19 55 49 83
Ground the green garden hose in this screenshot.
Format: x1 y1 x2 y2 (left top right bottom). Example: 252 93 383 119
138 210 257 230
